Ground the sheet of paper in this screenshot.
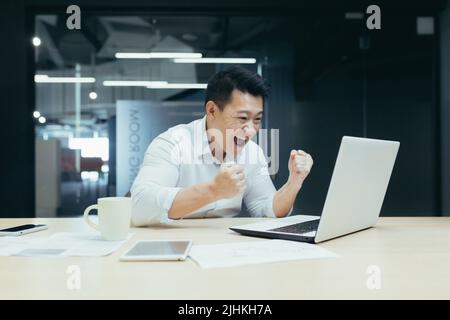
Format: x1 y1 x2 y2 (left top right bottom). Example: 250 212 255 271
0 232 133 257
189 239 338 269
0 237 46 256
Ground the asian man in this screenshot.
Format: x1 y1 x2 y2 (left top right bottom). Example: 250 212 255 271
131 66 313 226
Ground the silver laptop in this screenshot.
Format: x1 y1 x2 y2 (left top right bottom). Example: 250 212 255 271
230 136 400 243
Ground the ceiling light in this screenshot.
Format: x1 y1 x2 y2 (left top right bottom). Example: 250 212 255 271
102 80 168 87
345 12 364 19
115 52 202 59
182 34 198 41
173 58 256 64
32 37 41 47
35 75 95 83
146 83 207 89
38 116 46 124
33 111 41 118
89 91 98 100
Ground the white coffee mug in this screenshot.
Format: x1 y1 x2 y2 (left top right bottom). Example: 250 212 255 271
83 197 132 241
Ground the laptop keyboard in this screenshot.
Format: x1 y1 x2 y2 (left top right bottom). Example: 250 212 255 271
268 219 320 235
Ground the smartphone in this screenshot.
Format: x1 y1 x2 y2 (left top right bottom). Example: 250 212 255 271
0 224 48 236
119 240 192 261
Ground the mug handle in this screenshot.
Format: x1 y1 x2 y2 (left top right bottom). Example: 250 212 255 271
83 204 99 231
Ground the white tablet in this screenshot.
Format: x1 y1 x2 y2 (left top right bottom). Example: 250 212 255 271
119 240 192 261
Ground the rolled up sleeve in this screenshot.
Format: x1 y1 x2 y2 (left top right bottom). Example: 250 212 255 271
130 136 182 226
244 148 293 218
244 164 277 218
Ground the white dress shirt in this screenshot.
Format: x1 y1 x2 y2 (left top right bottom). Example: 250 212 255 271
131 116 286 226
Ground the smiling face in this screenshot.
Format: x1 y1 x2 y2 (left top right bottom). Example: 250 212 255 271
205 89 263 159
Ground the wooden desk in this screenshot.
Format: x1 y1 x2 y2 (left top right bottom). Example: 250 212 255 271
1 217 449 299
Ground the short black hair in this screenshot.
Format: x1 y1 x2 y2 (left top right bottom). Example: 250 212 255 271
204 66 270 110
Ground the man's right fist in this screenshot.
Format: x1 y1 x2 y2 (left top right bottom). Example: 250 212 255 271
211 162 246 199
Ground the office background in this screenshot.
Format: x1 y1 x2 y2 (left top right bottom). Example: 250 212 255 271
0 0 449 218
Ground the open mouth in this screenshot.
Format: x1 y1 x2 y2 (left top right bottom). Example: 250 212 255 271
234 136 249 147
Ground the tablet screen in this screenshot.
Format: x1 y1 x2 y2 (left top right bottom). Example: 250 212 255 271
124 240 191 257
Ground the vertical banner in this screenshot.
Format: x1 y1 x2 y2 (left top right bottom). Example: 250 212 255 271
116 100 157 197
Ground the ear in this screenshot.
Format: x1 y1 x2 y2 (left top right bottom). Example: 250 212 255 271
205 100 220 120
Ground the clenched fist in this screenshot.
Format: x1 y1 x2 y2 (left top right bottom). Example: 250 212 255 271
288 149 313 188
211 162 246 199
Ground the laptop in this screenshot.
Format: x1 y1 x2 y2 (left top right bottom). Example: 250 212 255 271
230 136 400 243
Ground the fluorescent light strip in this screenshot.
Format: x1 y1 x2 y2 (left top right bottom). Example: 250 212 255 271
173 58 256 64
103 80 168 87
147 83 207 89
35 74 95 83
115 52 203 59
345 12 364 19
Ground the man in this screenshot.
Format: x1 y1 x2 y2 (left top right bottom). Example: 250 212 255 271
131 66 313 226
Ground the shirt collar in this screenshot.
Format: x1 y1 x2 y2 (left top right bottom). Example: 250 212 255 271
192 116 246 164
193 116 214 160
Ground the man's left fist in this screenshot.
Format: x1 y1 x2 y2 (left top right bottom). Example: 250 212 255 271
288 149 313 186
